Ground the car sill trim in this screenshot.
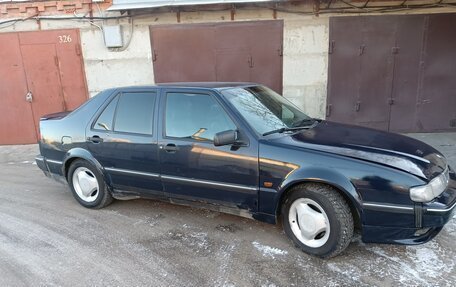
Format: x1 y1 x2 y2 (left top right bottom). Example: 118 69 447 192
104 167 160 178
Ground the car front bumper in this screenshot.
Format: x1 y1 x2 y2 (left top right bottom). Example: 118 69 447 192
361 168 456 245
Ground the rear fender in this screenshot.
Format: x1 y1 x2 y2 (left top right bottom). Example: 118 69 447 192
62 148 112 187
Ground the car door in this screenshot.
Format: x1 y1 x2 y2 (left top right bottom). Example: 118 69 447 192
86 89 163 197
158 88 259 211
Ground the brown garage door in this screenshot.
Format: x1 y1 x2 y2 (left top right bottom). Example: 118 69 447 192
0 29 88 145
149 20 283 93
327 14 456 133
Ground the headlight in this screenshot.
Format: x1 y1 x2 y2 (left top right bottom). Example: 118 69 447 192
410 168 450 202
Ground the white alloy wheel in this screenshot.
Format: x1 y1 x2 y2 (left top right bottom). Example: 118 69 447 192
288 198 330 248
72 167 99 202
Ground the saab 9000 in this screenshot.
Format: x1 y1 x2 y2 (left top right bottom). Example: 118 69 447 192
36 83 455 258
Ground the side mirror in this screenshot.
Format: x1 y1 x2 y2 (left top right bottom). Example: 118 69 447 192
214 130 238 146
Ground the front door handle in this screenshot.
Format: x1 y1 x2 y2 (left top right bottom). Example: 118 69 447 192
87 135 103 143
163 143 178 152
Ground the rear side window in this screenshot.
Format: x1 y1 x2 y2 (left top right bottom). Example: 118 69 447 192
94 95 119 131
93 92 156 135
114 92 156 135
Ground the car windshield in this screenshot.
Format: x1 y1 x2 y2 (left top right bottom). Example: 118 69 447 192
221 85 313 135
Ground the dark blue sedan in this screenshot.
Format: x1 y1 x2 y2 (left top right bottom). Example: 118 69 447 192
36 83 456 258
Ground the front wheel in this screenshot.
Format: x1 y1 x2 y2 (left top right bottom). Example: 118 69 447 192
67 159 113 209
282 183 354 258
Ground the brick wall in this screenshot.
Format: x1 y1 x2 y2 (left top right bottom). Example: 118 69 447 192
0 0 111 18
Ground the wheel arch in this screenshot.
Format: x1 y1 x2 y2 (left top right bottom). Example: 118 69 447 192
275 170 363 229
62 148 109 184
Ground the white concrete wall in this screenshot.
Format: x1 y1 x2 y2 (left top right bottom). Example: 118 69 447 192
79 24 155 97
282 17 329 118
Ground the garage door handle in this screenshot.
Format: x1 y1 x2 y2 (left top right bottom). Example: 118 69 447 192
164 143 178 152
25 91 33 103
355 101 361 112
87 135 103 143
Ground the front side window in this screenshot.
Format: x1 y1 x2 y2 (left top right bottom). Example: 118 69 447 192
114 92 156 135
165 92 236 141
222 85 312 135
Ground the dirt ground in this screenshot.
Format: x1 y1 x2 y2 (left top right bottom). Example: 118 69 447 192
0 133 455 287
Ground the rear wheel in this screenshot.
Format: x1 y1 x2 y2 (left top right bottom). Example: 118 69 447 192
282 183 354 258
68 159 113 209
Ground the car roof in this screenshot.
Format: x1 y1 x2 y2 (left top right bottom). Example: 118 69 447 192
157 82 257 89
112 82 258 91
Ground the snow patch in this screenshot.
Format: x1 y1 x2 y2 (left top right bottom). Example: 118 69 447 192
252 241 287 259
365 242 454 286
444 215 456 235
213 243 237 287
405 241 452 279
327 263 362 282
367 246 426 285
170 231 210 252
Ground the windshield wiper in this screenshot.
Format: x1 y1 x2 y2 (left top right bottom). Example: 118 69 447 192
262 121 318 136
292 118 318 127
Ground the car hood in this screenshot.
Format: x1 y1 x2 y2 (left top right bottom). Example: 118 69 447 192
268 121 447 180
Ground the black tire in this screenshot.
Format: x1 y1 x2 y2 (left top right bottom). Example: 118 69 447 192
282 183 354 258
67 159 113 209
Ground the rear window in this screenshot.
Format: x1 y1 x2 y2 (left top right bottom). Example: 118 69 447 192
94 96 119 131
93 92 156 135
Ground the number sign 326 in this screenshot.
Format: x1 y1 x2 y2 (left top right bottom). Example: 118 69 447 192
58 35 72 43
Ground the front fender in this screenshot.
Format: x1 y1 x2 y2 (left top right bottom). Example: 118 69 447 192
273 167 363 219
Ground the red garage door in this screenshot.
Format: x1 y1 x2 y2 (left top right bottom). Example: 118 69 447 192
327 14 456 133
150 20 283 93
0 29 88 145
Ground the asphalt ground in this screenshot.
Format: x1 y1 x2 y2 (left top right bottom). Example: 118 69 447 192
0 133 455 287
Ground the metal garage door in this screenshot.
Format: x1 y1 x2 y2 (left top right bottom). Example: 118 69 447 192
0 29 88 144
327 14 456 133
149 20 283 93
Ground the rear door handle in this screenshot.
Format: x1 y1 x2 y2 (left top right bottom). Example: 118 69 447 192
163 143 178 152
87 135 103 143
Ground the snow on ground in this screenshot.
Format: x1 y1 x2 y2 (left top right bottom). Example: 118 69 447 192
252 241 288 259
1 140 455 286
325 216 456 287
